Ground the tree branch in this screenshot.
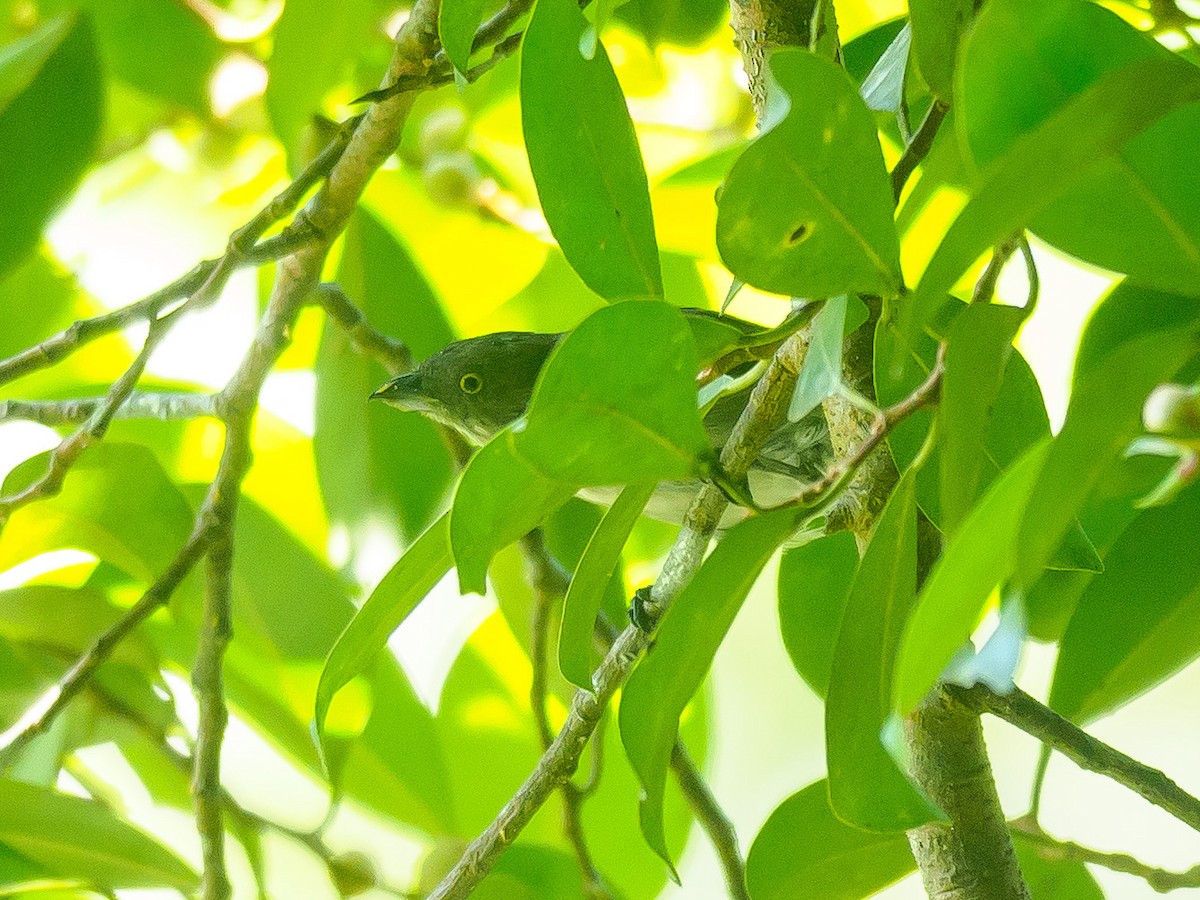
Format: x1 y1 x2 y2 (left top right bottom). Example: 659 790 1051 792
1010 817 1200 892
954 684 1200 834
0 392 219 426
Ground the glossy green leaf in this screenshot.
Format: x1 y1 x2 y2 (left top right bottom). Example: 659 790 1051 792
860 22 911 114
907 0 972 100
827 472 942 831
451 430 576 594
1016 291 1200 588
559 482 654 689
746 779 915 900
777 531 858 699
40 0 221 115
1050 482 1200 724
0 779 197 890
959 0 1200 295
912 55 1200 337
314 513 452 757
620 506 803 871
789 295 847 422
0 443 193 584
0 14 102 281
319 211 455 544
516 302 711 484
521 0 662 300
440 0 488 74
474 845 587 899
266 0 380 163
940 303 1024 534
894 442 1049 715
717 49 901 298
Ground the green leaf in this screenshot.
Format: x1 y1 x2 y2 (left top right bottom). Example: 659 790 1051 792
907 0 972 101
860 22 911 114
1015 842 1104 900
0 443 193 584
39 0 222 115
959 0 1200 295
559 482 654 689
1050 482 1200 724
0 779 197 890
0 13 102 281
826 472 942 831
789 295 847 422
314 514 452 758
616 0 728 48
716 49 901 298
516 302 711 484
266 0 381 163
451 430 576 594
894 441 1049 715
620 506 803 871
746 779 916 900
440 0 488 74
474 845 587 899
1016 289 1200 588
319 211 455 543
940 303 1025 534
912 54 1200 326
521 0 662 300
777 531 858 699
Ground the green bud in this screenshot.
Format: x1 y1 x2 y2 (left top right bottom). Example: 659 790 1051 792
327 851 377 897
1143 383 1200 441
418 106 470 159
422 151 480 208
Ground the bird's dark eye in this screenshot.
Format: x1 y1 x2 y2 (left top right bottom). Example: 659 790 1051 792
459 373 483 394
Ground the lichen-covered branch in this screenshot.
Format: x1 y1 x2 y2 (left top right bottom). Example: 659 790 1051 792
0 392 219 426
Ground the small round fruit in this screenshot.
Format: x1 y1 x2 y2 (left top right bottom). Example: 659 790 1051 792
423 151 480 208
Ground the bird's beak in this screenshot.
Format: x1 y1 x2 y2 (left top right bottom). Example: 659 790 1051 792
370 372 422 406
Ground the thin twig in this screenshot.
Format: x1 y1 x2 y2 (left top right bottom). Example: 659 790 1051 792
670 742 750 900
954 684 1200 834
972 232 1023 304
0 392 220 426
891 99 949 203
313 283 413 375
521 531 610 898
1010 817 1200 892
429 332 814 899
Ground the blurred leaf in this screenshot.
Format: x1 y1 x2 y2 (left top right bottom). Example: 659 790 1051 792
827 472 942 831
616 0 728 48
777 531 858 699
474 845 587 899
789 295 847 421
267 0 381 163
0 443 193 584
1050 482 1200 724
318 210 455 543
559 482 653 688
521 0 662 300
0 840 45 887
0 13 102 281
894 441 1049 715
746 779 915 900
959 0 1200 295
911 54 1200 337
620 506 803 872
451 430 576 594
0 251 98 365
843 17 907 84
907 0 972 101
0 779 197 890
940 302 1024 534
40 0 221 115
860 22 910 114
314 514 452 759
716 49 901 298
1016 288 1200 588
516 302 710 484
1016 842 1104 900
440 0 488 74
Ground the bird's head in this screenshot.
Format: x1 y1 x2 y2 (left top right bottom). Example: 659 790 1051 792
370 331 562 446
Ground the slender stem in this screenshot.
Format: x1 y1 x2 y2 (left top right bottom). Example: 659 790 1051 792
1010 817 1200 892
891 99 950 203
313 283 413 375
670 742 750 900
954 684 1200 834
972 232 1022 304
0 392 219 426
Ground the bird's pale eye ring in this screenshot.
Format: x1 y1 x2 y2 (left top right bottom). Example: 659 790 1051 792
459 373 483 394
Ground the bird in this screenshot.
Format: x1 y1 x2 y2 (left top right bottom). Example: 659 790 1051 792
370 314 832 527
